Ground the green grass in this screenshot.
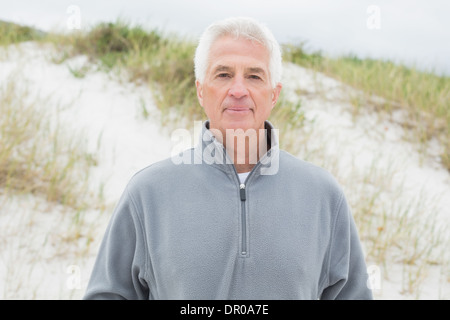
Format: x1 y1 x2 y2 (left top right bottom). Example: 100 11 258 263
0 20 45 45
283 42 450 170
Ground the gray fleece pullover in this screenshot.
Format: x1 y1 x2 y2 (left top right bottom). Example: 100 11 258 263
84 120 373 300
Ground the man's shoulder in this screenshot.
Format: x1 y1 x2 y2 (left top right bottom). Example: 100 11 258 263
128 151 193 184
280 150 332 176
126 147 207 192
279 150 344 195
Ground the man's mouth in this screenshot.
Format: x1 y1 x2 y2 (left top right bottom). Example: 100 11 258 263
224 107 252 114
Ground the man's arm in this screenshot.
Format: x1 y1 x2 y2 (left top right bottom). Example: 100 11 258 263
320 194 373 300
83 186 149 300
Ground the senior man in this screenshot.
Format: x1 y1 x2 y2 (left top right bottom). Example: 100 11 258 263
84 17 373 300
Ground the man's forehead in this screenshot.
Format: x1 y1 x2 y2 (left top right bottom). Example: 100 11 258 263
206 36 270 75
210 36 269 58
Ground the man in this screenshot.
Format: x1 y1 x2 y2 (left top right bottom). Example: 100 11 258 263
84 17 373 300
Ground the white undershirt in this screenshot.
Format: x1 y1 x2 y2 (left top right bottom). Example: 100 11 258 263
238 171 250 184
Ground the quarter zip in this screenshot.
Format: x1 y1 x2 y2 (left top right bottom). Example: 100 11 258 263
239 183 247 256
229 130 273 257
234 158 272 257
235 165 262 258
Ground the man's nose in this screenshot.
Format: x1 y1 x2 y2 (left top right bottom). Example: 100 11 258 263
228 76 249 99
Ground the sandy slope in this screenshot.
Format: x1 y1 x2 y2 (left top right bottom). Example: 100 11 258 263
0 42 448 299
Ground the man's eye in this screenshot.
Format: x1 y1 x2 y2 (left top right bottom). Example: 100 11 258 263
217 73 231 78
249 75 262 80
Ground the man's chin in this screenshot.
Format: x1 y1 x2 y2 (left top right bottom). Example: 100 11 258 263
221 112 255 130
222 120 255 132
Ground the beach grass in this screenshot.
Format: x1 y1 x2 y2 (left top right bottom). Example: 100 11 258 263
283 42 450 171
0 20 46 46
0 76 96 210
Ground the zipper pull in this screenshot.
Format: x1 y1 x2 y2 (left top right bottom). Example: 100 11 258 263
240 184 246 201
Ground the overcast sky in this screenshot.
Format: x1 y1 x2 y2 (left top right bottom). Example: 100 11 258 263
2 0 449 75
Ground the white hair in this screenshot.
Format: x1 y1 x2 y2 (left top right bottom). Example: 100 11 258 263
194 17 282 88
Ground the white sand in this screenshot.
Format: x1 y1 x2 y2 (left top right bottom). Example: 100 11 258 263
0 42 448 299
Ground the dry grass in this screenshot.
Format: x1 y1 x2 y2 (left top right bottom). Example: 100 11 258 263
0 75 96 210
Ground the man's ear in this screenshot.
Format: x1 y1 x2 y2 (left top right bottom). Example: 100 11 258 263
196 80 204 107
271 83 282 108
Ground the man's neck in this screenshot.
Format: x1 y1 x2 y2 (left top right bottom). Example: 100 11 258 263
234 163 255 174
220 127 270 174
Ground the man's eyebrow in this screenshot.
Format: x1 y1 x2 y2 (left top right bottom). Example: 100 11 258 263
247 67 266 74
212 65 233 73
211 65 267 76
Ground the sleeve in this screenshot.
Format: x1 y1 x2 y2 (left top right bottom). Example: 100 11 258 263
320 193 373 300
83 186 149 300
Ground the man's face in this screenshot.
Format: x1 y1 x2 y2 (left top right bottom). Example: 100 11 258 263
196 35 282 135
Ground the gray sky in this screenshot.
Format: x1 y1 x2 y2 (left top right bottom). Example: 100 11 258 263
2 0 449 75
